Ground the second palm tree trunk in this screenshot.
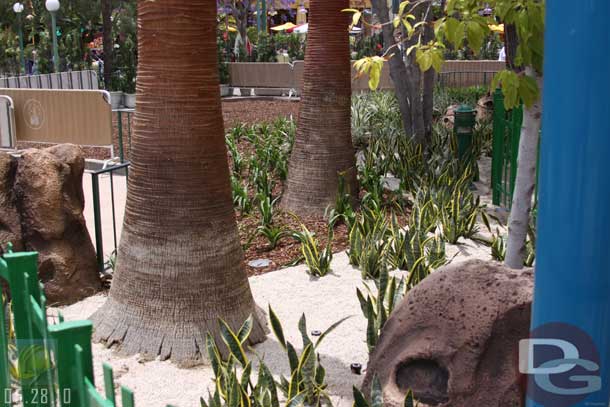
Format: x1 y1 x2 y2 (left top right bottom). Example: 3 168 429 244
282 0 358 216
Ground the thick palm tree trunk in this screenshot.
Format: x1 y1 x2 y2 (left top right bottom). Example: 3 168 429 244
282 0 358 216
92 0 266 365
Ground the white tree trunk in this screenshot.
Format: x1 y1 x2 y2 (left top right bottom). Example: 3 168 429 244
505 67 543 269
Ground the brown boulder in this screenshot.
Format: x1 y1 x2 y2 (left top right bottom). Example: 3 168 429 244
442 104 460 130
363 260 533 407
0 154 23 253
476 95 494 122
12 144 101 304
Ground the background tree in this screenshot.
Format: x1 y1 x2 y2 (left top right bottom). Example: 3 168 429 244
101 0 113 87
368 0 435 145
353 0 544 269
282 0 358 216
92 0 267 364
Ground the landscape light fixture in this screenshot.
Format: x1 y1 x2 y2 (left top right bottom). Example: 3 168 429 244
45 0 60 72
13 2 26 74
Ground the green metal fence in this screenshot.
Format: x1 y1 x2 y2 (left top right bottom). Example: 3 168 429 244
491 88 524 208
87 162 130 273
112 110 134 164
0 247 162 407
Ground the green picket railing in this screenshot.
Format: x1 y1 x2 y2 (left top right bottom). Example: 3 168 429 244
0 247 166 407
491 88 524 208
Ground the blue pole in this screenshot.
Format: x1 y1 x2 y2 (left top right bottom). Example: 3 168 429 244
527 1 610 407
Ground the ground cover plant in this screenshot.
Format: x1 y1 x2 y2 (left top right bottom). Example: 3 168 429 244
230 87 494 277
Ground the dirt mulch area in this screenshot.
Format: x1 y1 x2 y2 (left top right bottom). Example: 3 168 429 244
240 212 349 276
109 98 300 162
222 98 300 129
14 98 300 162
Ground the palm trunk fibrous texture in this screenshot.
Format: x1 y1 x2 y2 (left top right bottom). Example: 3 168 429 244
282 0 358 216
91 0 267 365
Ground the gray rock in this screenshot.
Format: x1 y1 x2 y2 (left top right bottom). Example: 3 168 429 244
363 259 533 407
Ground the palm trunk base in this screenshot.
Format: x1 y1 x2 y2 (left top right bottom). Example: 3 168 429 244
282 165 358 217
91 297 268 366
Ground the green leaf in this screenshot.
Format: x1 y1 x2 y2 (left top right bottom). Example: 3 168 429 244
315 363 326 386
287 370 300 400
286 342 300 372
519 74 540 108
415 49 433 72
371 375 384 407
269 305 287 350
315 316 352 348
206 333 222 377
237 315 254 344
466 21 484 55
444 17 463 48
219 319 248 367
298 314 312 348
241 362 252 388
404 389 415 407
369 61 382 90
352 386 370 407
286 392 306 407
297 344 316 389
259 362 280 407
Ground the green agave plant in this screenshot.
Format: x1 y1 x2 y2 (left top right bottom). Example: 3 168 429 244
298 226 333 277
353 375 418 407
356 267 405 354
268 306 350 407
257 225 292 251
231 176 252 216
202 316 304 407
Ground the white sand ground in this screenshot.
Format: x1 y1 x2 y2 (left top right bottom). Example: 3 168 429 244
51 244 493 407
57 156 502 407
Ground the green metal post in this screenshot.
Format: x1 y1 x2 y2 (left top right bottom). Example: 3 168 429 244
50 11 60 73
256 0 261 32
3 252 48 407
117 111 125 163
491 88 505 205
127 111 132 155
48 321 94 407
0 262 10 407
91 174 105 272
102 364 116 405
453 104 477 170
121 387 135 407
261 0 267 32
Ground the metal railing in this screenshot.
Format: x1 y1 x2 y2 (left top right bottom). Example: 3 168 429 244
112 109 134 163
437 71 498 88
0 96 15 148
87 161 129 273
0 247 172 407
0 71 99 90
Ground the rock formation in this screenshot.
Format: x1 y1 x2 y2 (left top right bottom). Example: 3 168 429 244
1 144 101 304
363 260 533 407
